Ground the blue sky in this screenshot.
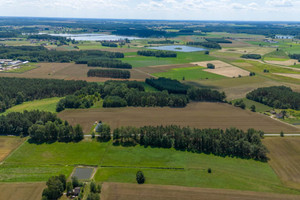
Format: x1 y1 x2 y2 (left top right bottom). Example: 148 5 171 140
0 0 298 21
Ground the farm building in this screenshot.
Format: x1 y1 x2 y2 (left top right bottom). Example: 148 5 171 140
73 187 81 196
275 35 294 39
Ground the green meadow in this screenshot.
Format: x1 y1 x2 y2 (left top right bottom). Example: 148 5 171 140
0 140 298 194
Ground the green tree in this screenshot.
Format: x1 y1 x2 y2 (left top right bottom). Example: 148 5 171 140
136 171 145 184
72 176 79 188
250 105 256 112
87 193 100 200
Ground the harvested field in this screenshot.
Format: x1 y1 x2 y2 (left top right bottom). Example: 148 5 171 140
263 137 300 189
0 63 151 82
101 182 300 200
58 102 299 133
265 59 300 66
191 60 249 77
0 136 25 162
218 47 274 55
0 182 46 200
273 73 300 80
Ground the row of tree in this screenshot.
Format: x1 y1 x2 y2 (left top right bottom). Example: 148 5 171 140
87 69 131 79
137 50 177 58
0 110 83 142
241 54 262 59
246 86 300 110
86 59 132 69
101 42 118 47
0 77 88 113
147 40 175 44
96 125 268 162
205 38 232 43
186 41 221 49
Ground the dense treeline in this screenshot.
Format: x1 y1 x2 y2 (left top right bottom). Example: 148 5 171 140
101 42 118 47
0 46 124 62
27 34 74 45
147 40 175 44
0 110 83 143
137 50 177 58
247 86 300 110
187 88 226 102
56 83 102 112
0 31 18 38
186 41 221 49
102 81 188 108
146 78 190 94
87 69 131 79
0 77 87 113
86 59 132 69
289 54 300 61
241 54 262 59
108 125 268 162
205 38 232 43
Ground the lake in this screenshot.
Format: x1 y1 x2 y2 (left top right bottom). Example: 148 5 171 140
48 33 140 41
147 45 207 52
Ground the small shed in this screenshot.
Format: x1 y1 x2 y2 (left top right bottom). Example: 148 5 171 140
73 187 81 196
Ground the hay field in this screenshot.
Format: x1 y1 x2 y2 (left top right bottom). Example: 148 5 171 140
218 47 274 55
0 182 46 200
265 59 300 66
0 62 151 81
263 137 300 189
101 182 300 200
191 60 249 77
273 73 300 80
58 102 299 133
0 136 25 162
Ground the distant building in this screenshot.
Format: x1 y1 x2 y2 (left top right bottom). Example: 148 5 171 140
73 187 81 196
275 35 294 39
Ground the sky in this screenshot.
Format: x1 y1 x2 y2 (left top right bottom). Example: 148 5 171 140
0 0 298 21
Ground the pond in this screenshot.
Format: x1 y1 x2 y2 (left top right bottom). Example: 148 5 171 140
72 167 94 180
147 45 207 52
48 33 140 41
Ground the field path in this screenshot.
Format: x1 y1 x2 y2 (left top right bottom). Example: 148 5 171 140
101 182 300 200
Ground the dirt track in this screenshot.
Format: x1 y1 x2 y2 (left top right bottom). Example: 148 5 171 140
58 102 300 133
101 182 300 200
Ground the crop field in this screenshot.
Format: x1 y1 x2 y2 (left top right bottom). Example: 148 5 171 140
1 97 62 115
0 182 46 200
0 62 151 81
1 139 298 194
192 60 250 77
265 59 300 66
152 66 225 81
0 136 25 162
263 137 300 190
273 73 300 80
218 46 274 55
58 102 299 133
101 182 300 200
120 51 215 68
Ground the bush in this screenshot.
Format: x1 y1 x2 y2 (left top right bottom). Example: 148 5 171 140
207 63 215 69
241 54 262 59
250 105 256 112
280 131 285 137
136 171 145 184
87 193 100 200
208 168 212 173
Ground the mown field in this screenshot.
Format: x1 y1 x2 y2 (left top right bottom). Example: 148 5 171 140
0 136 26 162
1 139 298 194
101 182 300 200
0 182 46 200
263 137 300 190
58 102 300 133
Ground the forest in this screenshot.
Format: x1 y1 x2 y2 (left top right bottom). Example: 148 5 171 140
146 77 190 94
246 86 300 110
186 41 221 49
0 46 124 62
87 69 131 79
241 54 262 59
101 42 118 47
0 110 83 142
86 59 132 69
205 38 232 43
0 77 88 113
137 50 177 58
98 125 268 162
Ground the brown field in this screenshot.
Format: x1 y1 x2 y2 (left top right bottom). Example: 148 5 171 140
0 63 151 81
273 73 300 80
101 182 300 200
0 136 25 162
191 60 249 77
0 182 46 200
263 137 300 189
58 102 299 133
220 39 253 48
265 59 300 66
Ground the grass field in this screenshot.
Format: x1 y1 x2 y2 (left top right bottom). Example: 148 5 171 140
231 98 273 112
263 50 289 61
121 52 214 68
0 136 25 162
101 182 300 200
0 63 38 73
152 66 225 81
1 97 62 115
263 137 300 190
1 139 298 194
58 102 299 133
0 182 46 200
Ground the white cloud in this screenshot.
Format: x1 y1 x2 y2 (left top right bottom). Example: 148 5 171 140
266 0 293 7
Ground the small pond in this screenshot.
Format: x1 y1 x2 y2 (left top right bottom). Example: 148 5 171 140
72 167 94 180
147 45 207 52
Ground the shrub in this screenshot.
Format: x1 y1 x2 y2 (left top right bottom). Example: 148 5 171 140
208 168 212 173
136 171 145 184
